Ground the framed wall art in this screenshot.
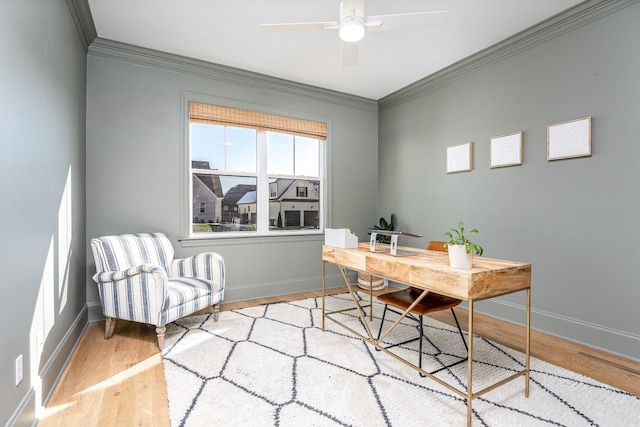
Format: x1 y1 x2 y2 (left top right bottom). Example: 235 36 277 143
446 142 473 173
547 117 592 161
490 131 523 168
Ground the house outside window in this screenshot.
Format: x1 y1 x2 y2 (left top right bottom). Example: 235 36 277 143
187 100 327 236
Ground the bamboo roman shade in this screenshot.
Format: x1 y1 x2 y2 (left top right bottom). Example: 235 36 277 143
189 101 327 140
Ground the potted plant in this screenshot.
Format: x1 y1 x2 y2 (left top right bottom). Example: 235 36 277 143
443 221 484 270
358 214 396 290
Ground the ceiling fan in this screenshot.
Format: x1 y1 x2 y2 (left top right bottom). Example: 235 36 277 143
259 0 448 67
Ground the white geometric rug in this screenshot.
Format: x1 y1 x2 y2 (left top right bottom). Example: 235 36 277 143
162 292 639 426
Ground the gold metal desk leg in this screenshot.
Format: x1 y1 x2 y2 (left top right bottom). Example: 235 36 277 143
526 287 531 397
467 300 474 426
369 278 373 321
338 266 378 340
322 260 326 331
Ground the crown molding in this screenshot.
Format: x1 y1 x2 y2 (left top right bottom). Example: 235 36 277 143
379 0 639 109
66 0 97 51
88 38 378 112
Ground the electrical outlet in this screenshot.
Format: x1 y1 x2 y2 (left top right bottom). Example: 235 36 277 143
15 354 23 386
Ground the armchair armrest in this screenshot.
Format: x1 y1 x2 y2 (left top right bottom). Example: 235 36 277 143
93 264 169 322
92 264 167 283
170 252 225 285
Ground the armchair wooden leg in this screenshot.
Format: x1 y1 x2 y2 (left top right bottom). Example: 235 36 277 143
156 326 166 351
212 303 220 322
104 317 116 339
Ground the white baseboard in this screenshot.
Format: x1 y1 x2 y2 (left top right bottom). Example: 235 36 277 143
224 273 351 303
87 272 354 320
40 306 88 407
86 275 640 362
5 387 36 427
8 307 88 427
87 301 104 322
472 298 640 362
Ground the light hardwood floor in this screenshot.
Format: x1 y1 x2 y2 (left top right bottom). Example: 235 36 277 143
38 287 640 426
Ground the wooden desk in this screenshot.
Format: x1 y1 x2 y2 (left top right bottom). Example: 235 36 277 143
321 243 532 426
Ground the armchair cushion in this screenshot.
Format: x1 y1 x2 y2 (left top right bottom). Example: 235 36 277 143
163 276 223 324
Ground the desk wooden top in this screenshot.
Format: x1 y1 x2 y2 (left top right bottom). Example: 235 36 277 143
323 243 531 301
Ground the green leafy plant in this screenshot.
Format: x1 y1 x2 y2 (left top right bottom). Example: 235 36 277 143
369 214 396 243
443 221 484 255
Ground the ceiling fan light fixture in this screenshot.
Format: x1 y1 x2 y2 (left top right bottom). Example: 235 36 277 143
339 17 365 43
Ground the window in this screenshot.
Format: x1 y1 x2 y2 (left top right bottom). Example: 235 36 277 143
188 101 327 236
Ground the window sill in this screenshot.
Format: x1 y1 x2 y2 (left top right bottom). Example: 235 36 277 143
178 231 325 248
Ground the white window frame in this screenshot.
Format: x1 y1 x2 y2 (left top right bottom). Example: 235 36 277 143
180 93 331 244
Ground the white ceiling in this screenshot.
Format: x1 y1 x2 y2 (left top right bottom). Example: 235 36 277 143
88 0 585 100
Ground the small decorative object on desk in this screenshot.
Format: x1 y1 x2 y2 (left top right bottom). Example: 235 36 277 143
443 221 484 270
325 228 358 249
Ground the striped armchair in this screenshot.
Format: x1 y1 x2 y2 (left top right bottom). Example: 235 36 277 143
90 232 225 350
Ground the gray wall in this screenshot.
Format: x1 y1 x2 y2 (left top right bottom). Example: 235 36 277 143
377 1 640 360
3 1 638 425
85 40 379 318
0 1 89 426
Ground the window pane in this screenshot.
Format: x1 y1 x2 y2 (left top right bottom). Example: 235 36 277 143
269 178 320 230
191 124 256 173
192 173 257 233
191 123 224 170
226 127 256 173
294 136 319 177
267 132 293 175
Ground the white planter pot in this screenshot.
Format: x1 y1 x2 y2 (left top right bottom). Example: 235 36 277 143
448 245 474 270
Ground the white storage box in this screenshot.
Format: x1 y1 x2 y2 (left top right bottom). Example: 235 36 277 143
324 228 358 249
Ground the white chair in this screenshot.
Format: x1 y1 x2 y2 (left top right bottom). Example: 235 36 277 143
90 232 225 350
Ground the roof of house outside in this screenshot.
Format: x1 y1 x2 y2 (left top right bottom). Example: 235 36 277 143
237 191 257 205
192 161 224 197
224 184 257 205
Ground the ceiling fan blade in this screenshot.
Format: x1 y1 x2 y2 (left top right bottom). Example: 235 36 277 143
259 21 338 32
366 10 448 32
342 42 359 68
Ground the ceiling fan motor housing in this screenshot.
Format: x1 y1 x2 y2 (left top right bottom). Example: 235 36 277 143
339 16 366 42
